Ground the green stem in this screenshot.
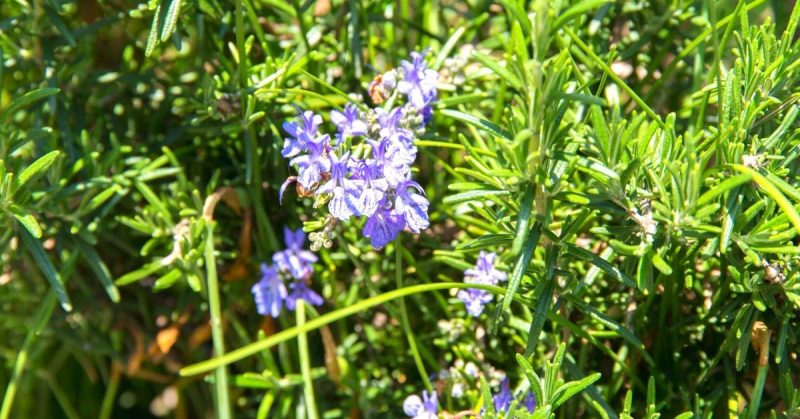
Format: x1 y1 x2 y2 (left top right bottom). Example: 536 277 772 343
394 236 432 392
205 223 232 419
0 291 56 419
180 282 518 376
749 363 768 419
256 392 275 419
98 364 122 419
235 0 247 88
296 300 319 419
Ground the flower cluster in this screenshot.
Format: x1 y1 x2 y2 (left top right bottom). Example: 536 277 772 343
403 374 536 416
251 227 323 317
490 377 536 414
437 360 479 398
403 390 438 419
280 51 439 249
456 251 507 317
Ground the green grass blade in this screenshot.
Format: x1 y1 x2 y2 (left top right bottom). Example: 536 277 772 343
0 291 57 419
394 236 432 392
296 301 318 419
180 282 529 376
204 223 231 419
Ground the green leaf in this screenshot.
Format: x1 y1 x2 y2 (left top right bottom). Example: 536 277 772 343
719 186 741 254
503 223 542 314
19 228 72 311
480 374 496 416
564 358 618 419
456 234 513 250
567 295 654 365
116 261 164 285
695 173 752 207
443 189 511 204
765 171 800 203
551 373 602 408
563 243 636 287
730 164 800 235
648 249 673 276
775 316 789 364
524 274 554 357
15 150 60 191
440 109 513 140
300 71 359 111
0 88 60 124
433 26 466 70
553 0 613 29
511 185 535 255
75 236 121 303
637 252 653 291
84 185 121 213
160 0 182 41
153 268 182 290
735 313 753 371
9 204 42 238
472 50 522 89
567 155 619 180
145 1 164 56
589 106 611 160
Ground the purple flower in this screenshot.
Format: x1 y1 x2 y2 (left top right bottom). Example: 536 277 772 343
363 200 406 249
403 390 438 419
251 264 287 317
398 51 439 110
272 227 318 280
330 104 367 144
376 108 417 163
457 252 505 316
481 378 537 414
286 280 324 310
352 159 388 217
316 152 363 220
282 110 323 158
367 137 411 187
394 180 430 233
465 251 506 285
457 287 493 317
493 378 513 412
524 391 537 412
289 133 331 189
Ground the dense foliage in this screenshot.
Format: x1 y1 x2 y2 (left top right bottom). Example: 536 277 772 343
2 0 800 417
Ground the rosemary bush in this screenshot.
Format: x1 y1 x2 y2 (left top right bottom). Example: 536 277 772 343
2 0 800 417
